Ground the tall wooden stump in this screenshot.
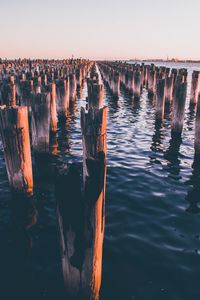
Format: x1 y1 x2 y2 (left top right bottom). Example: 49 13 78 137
148 70 156 99
0 106 33 195
19 80 32 109
134 70 141 99
10 83 17 106
31 92 51 153
56 106 107 300
70 73 77 102
81 106 107 299
1 83 17 106
112 72 120 99
87 83 104 109
171 82 187 136
50 82 57 133
76 68 83 89
165 74 174 103
56 78 69 117
156 78 166 122
190 71 199 105
127 71 134 95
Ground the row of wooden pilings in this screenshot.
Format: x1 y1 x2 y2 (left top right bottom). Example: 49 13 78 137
0 59 91 194
98 61 198 102
0 59 108 299
98 61 200 157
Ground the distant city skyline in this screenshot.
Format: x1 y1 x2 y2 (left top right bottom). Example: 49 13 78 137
1 0 200 60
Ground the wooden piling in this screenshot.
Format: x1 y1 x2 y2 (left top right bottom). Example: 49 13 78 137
56 105 107 300
165 74 174 103
148 69 156 99
69 73 77 101
87 82 104 109
56 78 69 117
111 72 120 98
10 83 17 106
76 68 83 89
127 71 134 95
50 82 57 133
0 106 33 195
1 83 17 106
31 92 51 153
156 78 166 122
81 106 107 299
171 82 187 136
134 70 141 100
190 71 199 104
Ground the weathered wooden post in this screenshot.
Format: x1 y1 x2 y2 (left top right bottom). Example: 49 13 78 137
82 74 107 295
87 82 104 109
37 76 42 92
148 69 156 99
69 73 77 101
29 79 34 93
56 84 107 299
111 72 120 99
31 92 51 153
76 68 83 89
56 78 69 117
190 71 199 105
171 82 187 136
0 106 33 195
165 74 174 103
127 71 134 95
10 83 17 106
134 70 141 99
156 78 166 122
171 68 178 85
50 82 57 133
1 83 17 106
19 80 32 108
82 105 108 299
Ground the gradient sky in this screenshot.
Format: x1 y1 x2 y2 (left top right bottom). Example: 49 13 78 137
0 0 200 60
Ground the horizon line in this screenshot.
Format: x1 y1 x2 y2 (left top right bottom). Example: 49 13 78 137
1 57 200 62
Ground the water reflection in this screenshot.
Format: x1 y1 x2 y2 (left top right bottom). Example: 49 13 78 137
132 97 140 112
150 120 163 154
69 100 77 118
121 87 141 114
77 85 83 99
164 133 182 178
49 132 59 156
1 194 37 300
186 103 197 131
57 113 72 157
185 157 200 214
11 193 37 231
106 89 120 113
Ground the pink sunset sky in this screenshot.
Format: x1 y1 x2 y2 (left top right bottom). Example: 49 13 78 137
0 0 200 60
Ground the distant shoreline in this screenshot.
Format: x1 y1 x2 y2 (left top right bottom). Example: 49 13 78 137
129 59 200 64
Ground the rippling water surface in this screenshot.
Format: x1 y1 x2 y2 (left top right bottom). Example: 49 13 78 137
1 62 200 300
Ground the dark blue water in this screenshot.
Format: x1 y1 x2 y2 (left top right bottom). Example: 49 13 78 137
1 62 200 300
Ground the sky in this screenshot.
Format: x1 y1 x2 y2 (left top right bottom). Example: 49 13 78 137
0 0 200 60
